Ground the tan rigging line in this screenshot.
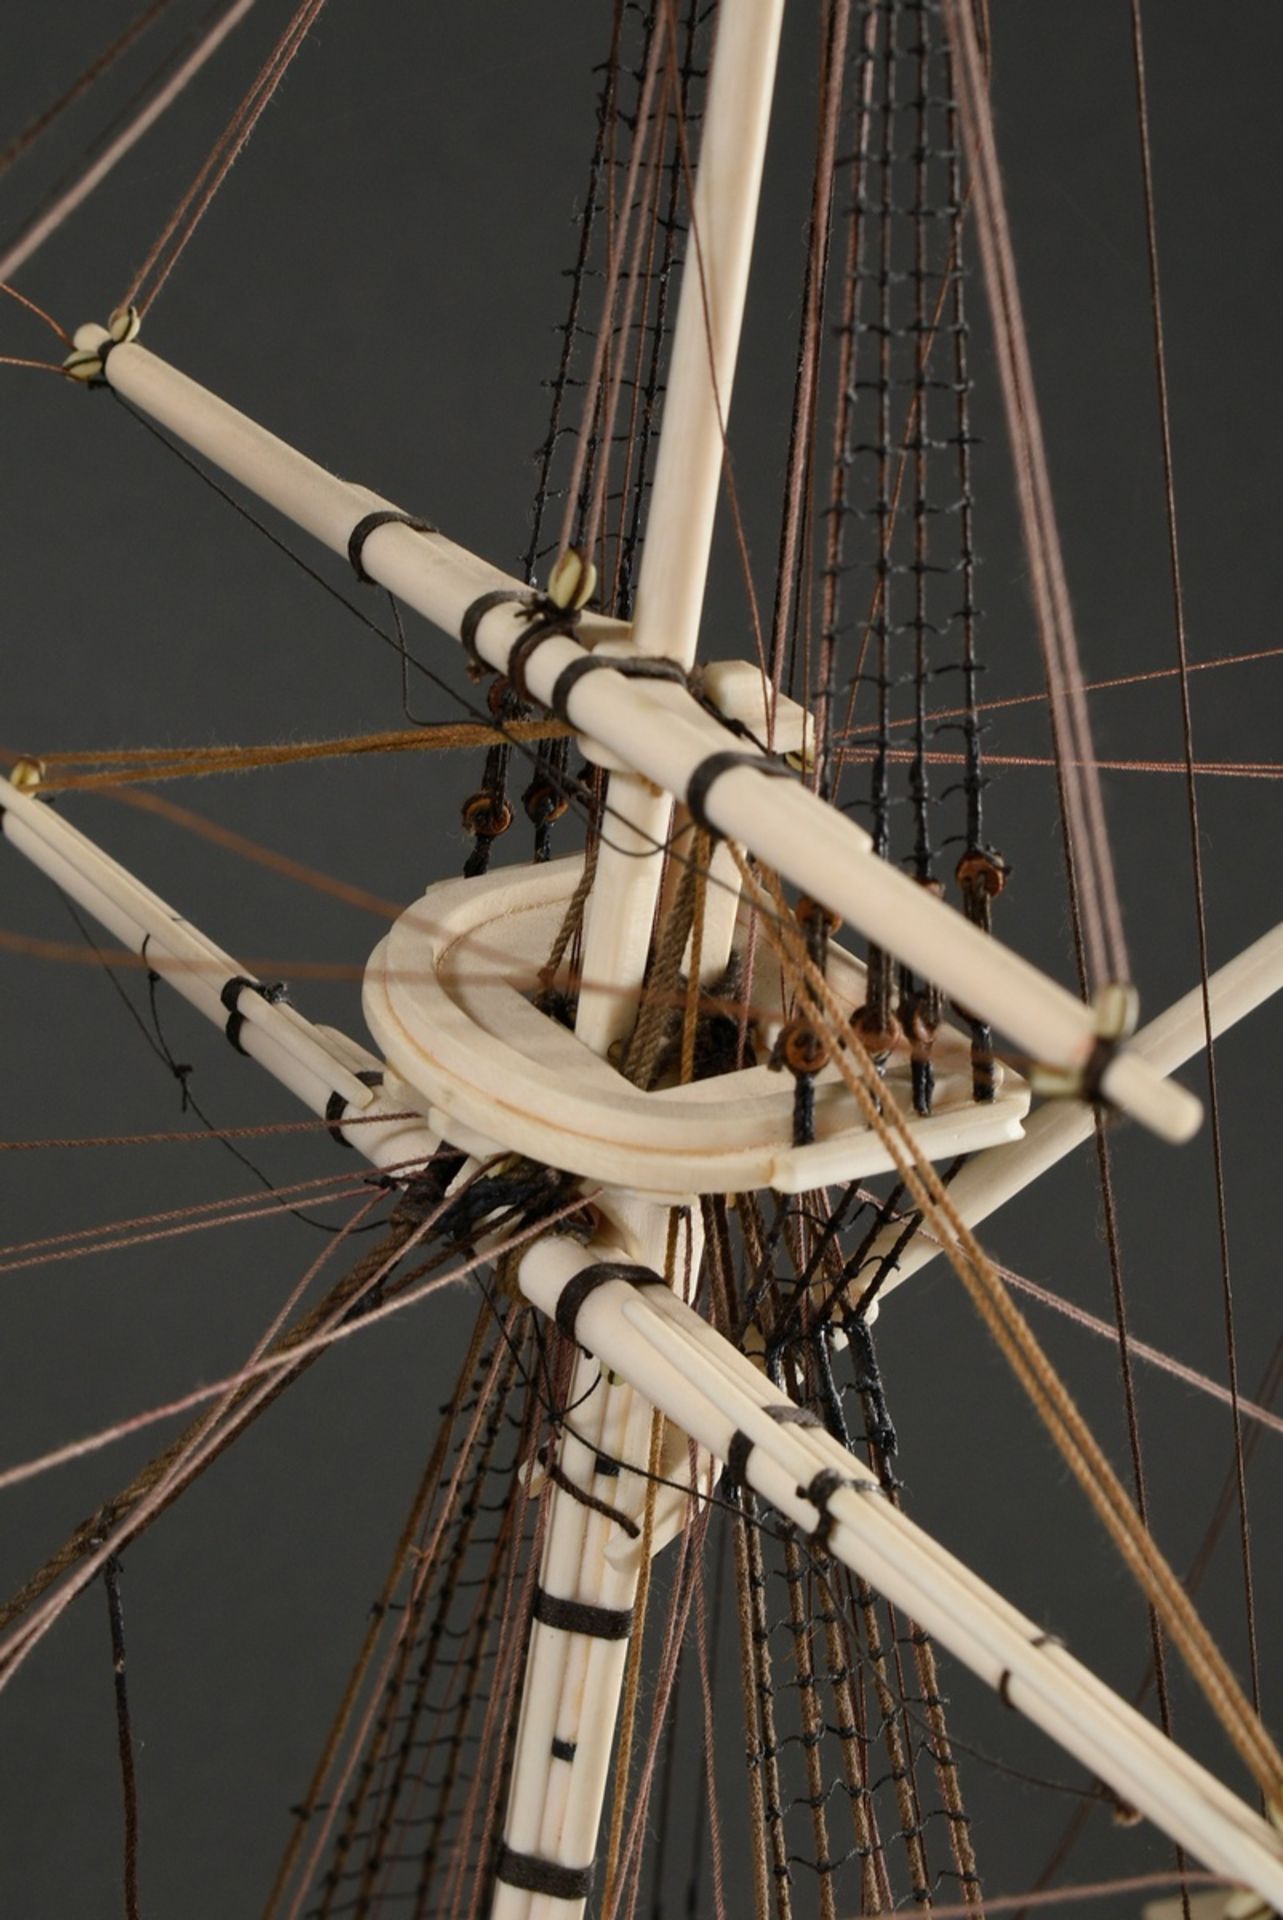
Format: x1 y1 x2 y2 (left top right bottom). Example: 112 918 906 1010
556 12 671 568
768 0 851 741
0 0 172 180
731 845 1283 1808
898 643 1283 733
122 0 326 316
0 1182 591 1679
277 1289 559 1920
1130 0 1262 1723
259 1304 502 1920
21 719 574 787
942 0 1128 995
816 0 881 780
580 69 673 579
0 0 260 287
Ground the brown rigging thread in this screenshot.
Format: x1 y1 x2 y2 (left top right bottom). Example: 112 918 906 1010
0 1194 587 1512
315 1321 525 1914
0 1113 426 1153
656 0 771 688
0 1188 390 1650
861 1872 1228 1920
941 0 1128 995
1090 1109 1188 1911
288 1310 532 1919
679 826 712 1085
1129 0 1260 1723
259 1304 499 1920
123 0 326 316
0 1161 386 1274
834 747 1282 780
102 1555 142 1920
621 844 702 1087
0 282 72 343
580 71 672 575
900 643 1283 733
767 0 851 740
0 0 259 288
0 1178 583 1670
1018 1343 1283 1916
816 2 880 776
556 13 670 567
601 1400 667 1915
24 719 573 788
733 848 1283 1807
0 0 173 179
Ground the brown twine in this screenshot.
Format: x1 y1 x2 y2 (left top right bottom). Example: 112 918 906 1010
732 848 1283 1807
622 850 701 1087
22 719 572 791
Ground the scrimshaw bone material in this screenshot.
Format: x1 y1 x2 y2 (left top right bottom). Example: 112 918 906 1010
4 1 1279 1912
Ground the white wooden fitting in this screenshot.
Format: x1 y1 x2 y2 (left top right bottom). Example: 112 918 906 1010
853 920 1283 1316
516 1235 1283 1915
362 854 1029 1196
81 331 1200 1146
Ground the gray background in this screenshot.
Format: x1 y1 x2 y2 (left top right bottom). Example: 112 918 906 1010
0 4 1281 1913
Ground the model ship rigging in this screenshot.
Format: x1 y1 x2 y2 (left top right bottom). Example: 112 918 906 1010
1 3 1280 1915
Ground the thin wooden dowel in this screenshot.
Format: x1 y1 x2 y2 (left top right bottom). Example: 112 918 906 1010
516 1236 1283 1912
0 775 437 1173
857 922 1283 1306
79 335 1198 1144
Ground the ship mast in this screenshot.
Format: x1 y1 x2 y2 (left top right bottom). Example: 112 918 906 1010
8 5 1283 1913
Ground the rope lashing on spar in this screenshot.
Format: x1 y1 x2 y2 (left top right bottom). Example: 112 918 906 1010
453 551 600 874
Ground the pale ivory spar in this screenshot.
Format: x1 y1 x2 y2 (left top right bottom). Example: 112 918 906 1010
18 1 1277 1908
62 341 1199 1146
7 753 1283 1907
489 13 782 1910
853 922 1283 1310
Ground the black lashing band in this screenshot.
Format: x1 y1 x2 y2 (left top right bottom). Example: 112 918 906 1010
801 1466 848 1548
220 975 288 1055
686 749 795 836
998 1631 1066 1709
533 1588 634 1640
494 1845 593 1901
346 510 437 584
766 1403 822 1429
504 617 574 704
725 1430 754 1488
459 588 528 673
325 1068 385 1148
551 1736 577 1762
548 651 688 725
553 1260 665 1344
